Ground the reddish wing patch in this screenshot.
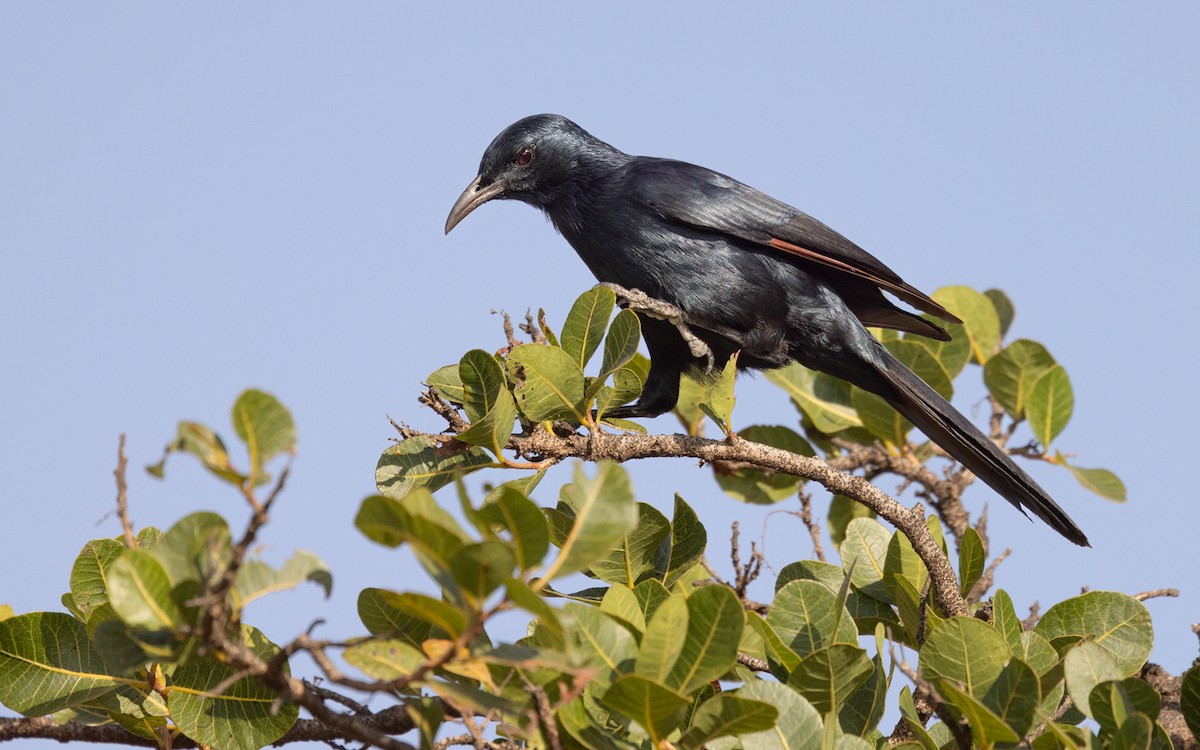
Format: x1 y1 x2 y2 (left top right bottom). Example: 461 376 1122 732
767 237 962 324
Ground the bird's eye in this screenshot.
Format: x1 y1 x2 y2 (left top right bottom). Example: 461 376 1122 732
515 147 533 167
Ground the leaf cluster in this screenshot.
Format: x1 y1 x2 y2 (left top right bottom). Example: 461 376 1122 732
0 288 1190 750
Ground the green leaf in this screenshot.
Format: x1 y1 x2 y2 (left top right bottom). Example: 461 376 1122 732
69 539 124 620
766 363 861 434
957 528 985 597
426 363 466 405
540 463 639 583
536 307 560 347
370 591 466 639
909 317 971 380
355 491 469 594
95 685 169 741
561 286 617 372
655 494 707 588
674 372 714 435
992 589 1024 654
919 616 1011 698
506 344 588 422
665 585 744 695
886 572 942 647
787 643 874 714
0 612 121 715
1180 665 1200 741
449 541 516 605
714 425 813 504
767 580 858 658
633 578 673 622
781 561 900 636
600 582 647 634
86 604 167 674
699 351 739 434
601 674 689 743
1090 678 1161 731
1061 459 1127 502
1109 714 1155 750
458 350 511 425
1063 640 1123 717
376 436 494 498
678 694 779 750
234 549 332 608
746 613 800 679
839 653 887 737
1034 591 1152 676
1020 630 1067 717
596 309 641 383
829 495 875 548
344 639 426 681
982 657 1041 737
148 420 243 484
354 494 408 548
107 549 182 632
590 502 670 586
730 678 823 750
883 523 926 604
983 339 1057 418
557 699 631 750
1027 364 1073 447
984 288 1016 337
152 512 233 587
231 389 296 485
456 349 517 458
565 603 637 691
133 527 162 550
477 486 550 573
840 518 891 603
936 679 1021 745
357 588 432 646
504 579 564 648
169 626 298 750
932 286 1001 364
636 593 687 683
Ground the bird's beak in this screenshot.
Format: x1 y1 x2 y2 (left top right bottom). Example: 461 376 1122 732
445 175 506 234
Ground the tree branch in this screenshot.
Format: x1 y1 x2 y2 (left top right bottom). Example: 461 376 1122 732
482 427 968 616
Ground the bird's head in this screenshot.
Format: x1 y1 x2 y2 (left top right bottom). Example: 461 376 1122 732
445 114 616 233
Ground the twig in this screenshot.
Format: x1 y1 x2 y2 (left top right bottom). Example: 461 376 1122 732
968 546 1012 603
497 310 520 353
523 675 564 750
114 434 136 548
419 387 469 434
737 653 770 672
305 680 372 716
797 491 826 562
1133 588 1181 602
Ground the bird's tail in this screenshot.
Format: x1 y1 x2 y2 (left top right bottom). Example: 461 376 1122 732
874 350 1090 547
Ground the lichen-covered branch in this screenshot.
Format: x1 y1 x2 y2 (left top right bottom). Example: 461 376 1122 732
490 426 968 616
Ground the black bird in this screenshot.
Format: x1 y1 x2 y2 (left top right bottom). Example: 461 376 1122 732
445 114 1088 547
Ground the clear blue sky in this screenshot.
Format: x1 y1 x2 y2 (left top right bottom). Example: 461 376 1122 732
2 4 1197 743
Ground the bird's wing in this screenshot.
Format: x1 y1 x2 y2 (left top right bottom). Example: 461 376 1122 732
627 158 961 325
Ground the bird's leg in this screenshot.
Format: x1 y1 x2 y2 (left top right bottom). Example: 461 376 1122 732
599 351 683 419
